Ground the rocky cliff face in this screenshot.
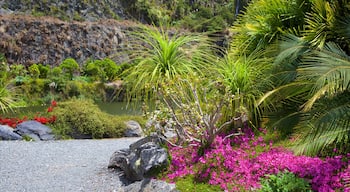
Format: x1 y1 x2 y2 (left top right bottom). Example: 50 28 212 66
0 0 131 22
0 14 138 66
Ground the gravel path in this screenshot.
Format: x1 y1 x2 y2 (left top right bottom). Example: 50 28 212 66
0 138 141 192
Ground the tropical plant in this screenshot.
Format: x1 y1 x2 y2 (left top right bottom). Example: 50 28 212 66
0 84 17 113
214 52 273 128
230 0 309 56
260 42 350 156
157 77 239 147
241 0 350 156
291 43 350 155
123 24 214 102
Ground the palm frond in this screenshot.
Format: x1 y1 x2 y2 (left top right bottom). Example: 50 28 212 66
298 42 350 110
0 84 17 113
293 95 350 155
304 0 337 49
230 0 308 55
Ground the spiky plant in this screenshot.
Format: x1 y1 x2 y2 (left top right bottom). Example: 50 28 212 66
0 83 17 113
215 52 273 128
122 24 215 102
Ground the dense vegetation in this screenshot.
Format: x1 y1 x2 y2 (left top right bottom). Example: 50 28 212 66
0 0 350 191
1 0 250 32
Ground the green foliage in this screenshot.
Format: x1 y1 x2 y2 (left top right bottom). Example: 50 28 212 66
59 58 80 80
37 64 50 79
28 64 40 79
158 77 236 146
9 64 27 78
121 0 238 32
214 52 273 128
0 83 17 113
259 170 312 192
51 98 145 139
84 58 121 82
230 0 310 55
123 24 214 102
173 175 222 192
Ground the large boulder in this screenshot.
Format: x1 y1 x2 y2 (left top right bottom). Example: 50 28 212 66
120 178 178 192
108 135 168 182
124 120 143 137
0 125 22 140
14 120 55 141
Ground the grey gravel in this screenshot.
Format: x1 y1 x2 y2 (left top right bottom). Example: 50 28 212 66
0 138 141 192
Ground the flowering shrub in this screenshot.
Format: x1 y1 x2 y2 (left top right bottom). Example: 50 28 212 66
0 100 57 127
164 127 350 191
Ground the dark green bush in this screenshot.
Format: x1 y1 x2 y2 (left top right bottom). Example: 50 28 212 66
259 170 312 192
51 98 145 139
84 58 121 82
37 64 50 79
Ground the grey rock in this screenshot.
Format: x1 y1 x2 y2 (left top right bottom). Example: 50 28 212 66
108 136 168 182
14 120 55 141
121 178 178 192
0 125 22 140
124 120 143 137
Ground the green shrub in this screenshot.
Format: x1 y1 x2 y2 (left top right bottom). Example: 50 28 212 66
50 98 145 139
84 58 120 82
9 64 27 78
28 64 40 78
59 58 80 80
259 170 312 192
37 64 50 79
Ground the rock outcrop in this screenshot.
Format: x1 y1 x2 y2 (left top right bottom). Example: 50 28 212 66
109 135 176 192
0 14 138 66
108 135 168 181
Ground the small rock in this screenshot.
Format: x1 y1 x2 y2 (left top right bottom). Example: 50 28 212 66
14 120 55 141
122 178 178 192
124 120 143 137
0 125 22 140
108 136 168 182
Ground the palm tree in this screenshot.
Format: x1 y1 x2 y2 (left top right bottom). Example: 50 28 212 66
230 0 309 56
260 42 350 155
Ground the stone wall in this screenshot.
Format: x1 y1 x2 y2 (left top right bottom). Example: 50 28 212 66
0 14 138 66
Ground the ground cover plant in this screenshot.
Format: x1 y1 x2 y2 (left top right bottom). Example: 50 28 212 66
160 127 350 191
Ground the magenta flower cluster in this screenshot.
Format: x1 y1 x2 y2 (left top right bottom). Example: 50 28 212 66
165 128 350 191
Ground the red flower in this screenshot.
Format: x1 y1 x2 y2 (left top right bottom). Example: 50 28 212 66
47 106 53 112
51 100 57 107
